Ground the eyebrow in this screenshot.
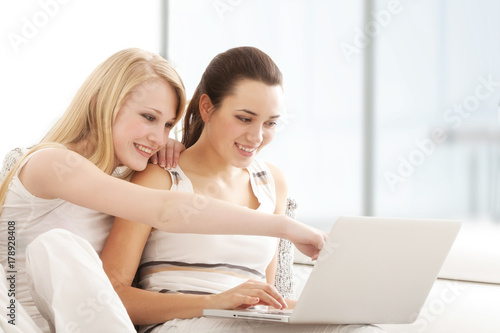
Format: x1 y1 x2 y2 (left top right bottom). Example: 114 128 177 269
237 109 281 119
146 107 164 115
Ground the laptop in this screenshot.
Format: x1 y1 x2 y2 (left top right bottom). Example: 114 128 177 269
203 216 462 324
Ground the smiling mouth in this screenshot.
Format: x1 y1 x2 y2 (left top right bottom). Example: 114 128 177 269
236 143 258 153
135 143 153 154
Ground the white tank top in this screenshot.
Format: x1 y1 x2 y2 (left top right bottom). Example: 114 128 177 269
138 159 278 295
0 148 114 331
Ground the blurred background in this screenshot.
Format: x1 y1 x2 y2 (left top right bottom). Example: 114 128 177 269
1 0 499 231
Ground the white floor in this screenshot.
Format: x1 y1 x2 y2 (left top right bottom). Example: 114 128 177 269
380 279 500 333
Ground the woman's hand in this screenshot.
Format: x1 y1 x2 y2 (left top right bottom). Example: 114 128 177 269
208 280 287 310
285 219 328 260
150 138 186 169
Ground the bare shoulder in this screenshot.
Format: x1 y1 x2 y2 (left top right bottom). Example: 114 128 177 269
265 162 288 214
23 148 87 170
19 148 92 198
264 162 288 191
22 148 101 180
130 163 173 190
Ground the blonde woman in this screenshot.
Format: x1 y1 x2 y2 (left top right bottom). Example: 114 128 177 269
0 48 325 332
102 47 384 333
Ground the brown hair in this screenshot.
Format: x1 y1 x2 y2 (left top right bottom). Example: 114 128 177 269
182 46 282 148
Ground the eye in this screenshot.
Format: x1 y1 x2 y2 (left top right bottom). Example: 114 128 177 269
165 122 174 129
142 113 155 122
265 121 278 128
236 116 252 123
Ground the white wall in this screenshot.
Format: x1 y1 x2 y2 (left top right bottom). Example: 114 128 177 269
0 0 162 160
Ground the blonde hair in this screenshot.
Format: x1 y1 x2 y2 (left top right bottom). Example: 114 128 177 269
0 48 186 208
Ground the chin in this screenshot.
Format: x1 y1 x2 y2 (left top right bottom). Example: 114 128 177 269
136 161 150 171
233 159 254 169
125 158 149 172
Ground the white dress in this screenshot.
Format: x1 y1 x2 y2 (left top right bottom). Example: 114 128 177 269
0 148 135 332
138 160 385 333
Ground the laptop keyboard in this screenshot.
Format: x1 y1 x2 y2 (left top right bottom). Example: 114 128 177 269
257 308 293 316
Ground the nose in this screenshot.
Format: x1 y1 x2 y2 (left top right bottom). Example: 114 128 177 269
148 125 169 149
246 123 263 144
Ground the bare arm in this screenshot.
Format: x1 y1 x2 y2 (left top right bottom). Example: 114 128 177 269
19 148 325 257
101 164 286 325
265 162 297 308
101 165 210 324
265 162 288 286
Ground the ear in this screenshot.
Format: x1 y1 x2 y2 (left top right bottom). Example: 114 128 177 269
199 94 214 123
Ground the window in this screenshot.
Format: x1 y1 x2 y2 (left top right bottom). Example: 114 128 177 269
373 0 500 223
168 0 364 230
168 0 500 228
2 1 498 229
